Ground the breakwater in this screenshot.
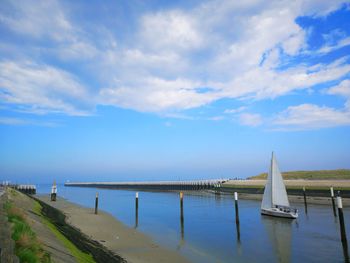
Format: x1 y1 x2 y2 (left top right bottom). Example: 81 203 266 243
65 179 227 191
2 184 37 194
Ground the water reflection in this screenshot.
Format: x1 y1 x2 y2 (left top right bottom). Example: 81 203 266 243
342 239 349 263
177 196 185 250
180 198 185 241
235 220 241 244
261 216 292 263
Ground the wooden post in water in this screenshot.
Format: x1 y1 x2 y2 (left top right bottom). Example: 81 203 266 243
330 187 337 217
180 192 184 240
135 192 139 228
234 192 240 242
234 192 240 225
337 196 349 262
337 196 348 243
94 192 99 215
303 186 308 214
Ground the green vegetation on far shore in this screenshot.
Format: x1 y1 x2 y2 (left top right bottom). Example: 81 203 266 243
248 169 350 180
221 184 350 191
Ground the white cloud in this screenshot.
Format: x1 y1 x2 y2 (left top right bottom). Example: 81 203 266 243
272 104 350 130
140 10 202 52
0 0 73 41
224 106 247 114
0 0 349 127
99 77 220 112
0 117 58 127
316 37 350 54
207 116 225 121
0 61 91 115
239 113 262 127
327 79 350 98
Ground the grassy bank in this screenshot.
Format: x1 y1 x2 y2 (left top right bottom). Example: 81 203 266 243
4 201 51 263
248 169 350 180
33 201 95 263
6 188 125 263
32 196 126 263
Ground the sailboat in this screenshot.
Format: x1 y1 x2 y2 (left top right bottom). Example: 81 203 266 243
261 152 298 219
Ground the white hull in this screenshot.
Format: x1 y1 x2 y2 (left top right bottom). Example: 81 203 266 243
261 208 298 219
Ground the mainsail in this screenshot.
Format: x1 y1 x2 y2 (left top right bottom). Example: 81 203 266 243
261 155 273 209
261 152 289 209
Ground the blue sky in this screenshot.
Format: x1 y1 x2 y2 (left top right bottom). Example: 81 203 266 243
0 0 350 183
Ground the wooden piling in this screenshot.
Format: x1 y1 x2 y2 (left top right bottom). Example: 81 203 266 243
337 195 350 262
337 196 348 243
330 187 337 217
303 186 308 214
135 192 139 228
234 192 240 225
234 192 240 242
94 192 99 215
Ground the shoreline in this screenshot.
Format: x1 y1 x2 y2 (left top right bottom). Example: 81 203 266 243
35 194 190 263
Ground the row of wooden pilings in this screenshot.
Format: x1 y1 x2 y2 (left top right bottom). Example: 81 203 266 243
288 186 348 262
64 180 226 191
13 185 36 195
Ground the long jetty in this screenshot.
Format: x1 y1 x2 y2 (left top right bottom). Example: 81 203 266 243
0 184 37 195
65 179 228 191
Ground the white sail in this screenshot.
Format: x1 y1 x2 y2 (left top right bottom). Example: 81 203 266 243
271 153 290 207
261 156 273 209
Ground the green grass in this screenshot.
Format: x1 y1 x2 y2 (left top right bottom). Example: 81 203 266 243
248 169 350 180
4 201 51 263
33 202 96 263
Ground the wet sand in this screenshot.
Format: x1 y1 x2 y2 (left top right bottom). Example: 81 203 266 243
36 195 190 263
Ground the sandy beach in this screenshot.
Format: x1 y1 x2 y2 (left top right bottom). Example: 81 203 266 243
36 195 190 263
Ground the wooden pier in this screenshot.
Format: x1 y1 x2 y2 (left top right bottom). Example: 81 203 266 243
14 184 36 195
64 179 228 191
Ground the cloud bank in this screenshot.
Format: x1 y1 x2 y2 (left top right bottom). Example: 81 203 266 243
0 0 349 130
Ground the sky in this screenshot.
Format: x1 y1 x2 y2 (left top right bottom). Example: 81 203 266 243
0 0 350 183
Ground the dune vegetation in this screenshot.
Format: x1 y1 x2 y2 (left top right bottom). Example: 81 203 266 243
248 169 350 180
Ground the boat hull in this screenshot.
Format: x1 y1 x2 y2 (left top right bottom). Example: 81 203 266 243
261 208 298 219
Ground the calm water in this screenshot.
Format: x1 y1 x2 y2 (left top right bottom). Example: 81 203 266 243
37 185 349 263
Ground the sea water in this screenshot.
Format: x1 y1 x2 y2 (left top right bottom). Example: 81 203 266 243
37 185 349 263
